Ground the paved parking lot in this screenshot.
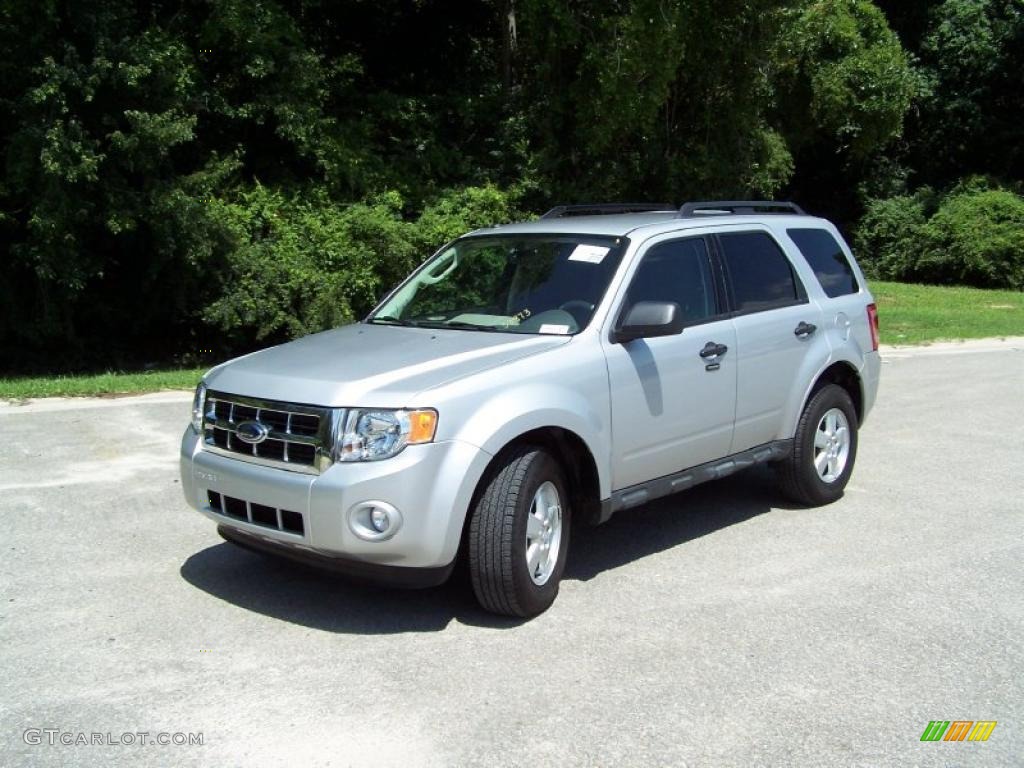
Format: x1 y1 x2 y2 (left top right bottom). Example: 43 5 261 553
1 341 1022 767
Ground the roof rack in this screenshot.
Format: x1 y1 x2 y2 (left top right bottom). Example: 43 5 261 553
540 203 676 219
678 200 806 218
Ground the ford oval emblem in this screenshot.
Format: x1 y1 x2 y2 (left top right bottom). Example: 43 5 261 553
235 420 270 445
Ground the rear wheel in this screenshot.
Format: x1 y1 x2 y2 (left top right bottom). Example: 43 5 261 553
468 445 570 617
777 384 858 506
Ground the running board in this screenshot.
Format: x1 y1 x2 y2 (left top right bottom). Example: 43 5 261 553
596 440 792 524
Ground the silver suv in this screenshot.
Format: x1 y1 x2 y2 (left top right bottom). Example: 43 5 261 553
181 201 881 617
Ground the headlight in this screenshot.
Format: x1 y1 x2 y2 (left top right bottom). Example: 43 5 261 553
191 382 207 433
335 408 438 462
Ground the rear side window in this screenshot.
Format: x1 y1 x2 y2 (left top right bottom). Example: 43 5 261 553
718 232 804 313
787 228 859 298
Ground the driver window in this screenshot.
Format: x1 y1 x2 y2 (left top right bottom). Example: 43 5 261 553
626 238 717 325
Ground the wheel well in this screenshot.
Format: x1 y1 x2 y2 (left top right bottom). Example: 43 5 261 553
809 362 863 425
467 427 602 532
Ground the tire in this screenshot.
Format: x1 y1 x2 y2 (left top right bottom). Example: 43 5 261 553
776 383 859 506
468 445 571 617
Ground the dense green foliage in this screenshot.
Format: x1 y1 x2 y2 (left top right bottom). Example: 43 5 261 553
0 0 1020 372
854 191 934 280
857 181 1024 287
202 185 520 347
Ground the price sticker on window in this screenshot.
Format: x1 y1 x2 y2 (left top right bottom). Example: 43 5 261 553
568 245 610 264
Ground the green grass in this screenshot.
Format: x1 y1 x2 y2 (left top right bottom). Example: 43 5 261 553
870 281 1024 345
0 367 205 400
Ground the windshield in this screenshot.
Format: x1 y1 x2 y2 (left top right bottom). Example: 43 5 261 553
369 234 627 334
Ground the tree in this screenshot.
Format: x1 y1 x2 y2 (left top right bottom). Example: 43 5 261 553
0 0 376 368
1 0 989 371
913 0 1024 186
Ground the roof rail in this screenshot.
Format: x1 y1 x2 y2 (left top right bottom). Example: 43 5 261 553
678 200 806 218
540 203 676 219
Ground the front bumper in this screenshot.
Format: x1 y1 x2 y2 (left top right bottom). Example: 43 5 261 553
216 525 455 587
180 427 491 576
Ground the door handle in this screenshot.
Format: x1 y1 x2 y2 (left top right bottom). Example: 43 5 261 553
794 321 817 339
699 342 729 359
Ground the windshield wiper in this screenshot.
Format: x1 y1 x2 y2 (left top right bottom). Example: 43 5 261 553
437 320 503 332
368 315 419 327
406 319 504 332
372 316 507 332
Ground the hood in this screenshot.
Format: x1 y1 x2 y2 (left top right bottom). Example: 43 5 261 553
205 323 571 407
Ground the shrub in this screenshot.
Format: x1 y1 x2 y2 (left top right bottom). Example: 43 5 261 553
919 188 1024 289
201 184 523 350
201 186 407 346
854 192 931 280
412 185 524 252
855 182 1024 289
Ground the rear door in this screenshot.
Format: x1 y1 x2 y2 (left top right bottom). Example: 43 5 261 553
602 234 737 490
716 230 829 453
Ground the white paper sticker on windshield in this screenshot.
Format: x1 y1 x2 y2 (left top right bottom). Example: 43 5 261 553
568 244 610 264
539 324 570 335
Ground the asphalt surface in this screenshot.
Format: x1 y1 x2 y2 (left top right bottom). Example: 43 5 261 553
1 341 1022 767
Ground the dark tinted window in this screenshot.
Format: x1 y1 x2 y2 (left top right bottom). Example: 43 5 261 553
626 238 717 325
719 232 803 313
787 228 859 298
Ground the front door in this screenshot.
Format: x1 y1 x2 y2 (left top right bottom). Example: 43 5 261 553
602 235 737 491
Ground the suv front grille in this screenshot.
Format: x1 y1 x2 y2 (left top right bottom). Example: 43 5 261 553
202 391 337 474
206 490 305 536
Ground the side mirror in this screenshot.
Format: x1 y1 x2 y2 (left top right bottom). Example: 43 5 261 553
611 301 684 344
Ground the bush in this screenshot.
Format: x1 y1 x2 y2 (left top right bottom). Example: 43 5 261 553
854 192 931 280
202 184 523 350
200 187 403 346
855 182 1024 289
919 188 1024 289
412 185 524 250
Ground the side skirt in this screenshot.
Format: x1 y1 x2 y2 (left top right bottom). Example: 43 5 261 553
596 439 792 524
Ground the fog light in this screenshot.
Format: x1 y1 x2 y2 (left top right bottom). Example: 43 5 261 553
348 501 402 541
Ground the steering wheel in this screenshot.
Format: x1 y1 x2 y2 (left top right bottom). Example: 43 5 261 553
559 300 595 327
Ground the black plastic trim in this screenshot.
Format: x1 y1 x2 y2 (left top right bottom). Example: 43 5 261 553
594 440 793 524
706 234 732 317
217 525 456 588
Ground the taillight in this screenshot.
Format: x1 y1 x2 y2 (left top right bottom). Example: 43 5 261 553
866 303 879 351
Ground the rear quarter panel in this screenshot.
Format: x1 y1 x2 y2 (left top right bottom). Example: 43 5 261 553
776 221 879 433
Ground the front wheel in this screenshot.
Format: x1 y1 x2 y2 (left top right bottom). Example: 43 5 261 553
776 384 859 506
468 446 570 617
